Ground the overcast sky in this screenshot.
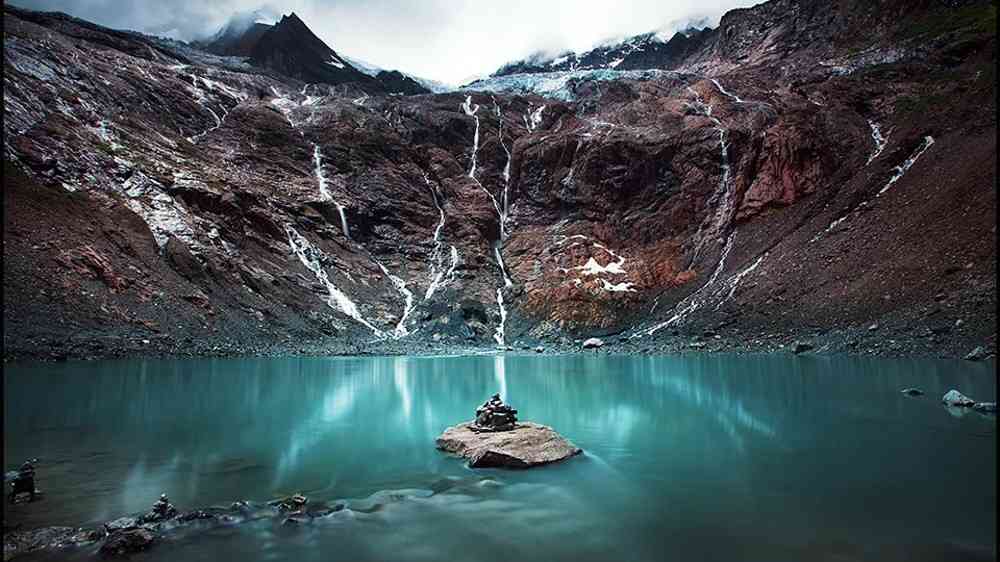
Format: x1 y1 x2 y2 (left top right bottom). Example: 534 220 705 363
13 0 760 85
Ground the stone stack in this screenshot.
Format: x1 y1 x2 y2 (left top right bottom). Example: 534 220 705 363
473 393 518 432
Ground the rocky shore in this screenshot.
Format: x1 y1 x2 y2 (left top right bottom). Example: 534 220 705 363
3 319 995 364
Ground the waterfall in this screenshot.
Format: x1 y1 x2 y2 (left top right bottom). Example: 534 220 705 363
462 95 480 178
524 104 545 132
494 288 508 346
709 78 744 104
866 119 888 165
376 261 416 337
312 145 332 200
813 135 935 243
685 85 735 268
285 225 384 337
464 94 513 346
639 232 737 337
311 144 351 240
876 136 935 196
424 173 448 300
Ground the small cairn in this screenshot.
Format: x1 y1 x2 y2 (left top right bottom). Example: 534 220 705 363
473 393 518 432
140 493 178 523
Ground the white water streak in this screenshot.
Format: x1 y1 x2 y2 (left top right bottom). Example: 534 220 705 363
286 226 383 336
866 119 888 165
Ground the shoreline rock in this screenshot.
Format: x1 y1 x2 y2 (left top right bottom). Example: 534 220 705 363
436 422 582 469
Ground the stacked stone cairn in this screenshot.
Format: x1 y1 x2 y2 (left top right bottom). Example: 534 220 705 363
473 393 518 432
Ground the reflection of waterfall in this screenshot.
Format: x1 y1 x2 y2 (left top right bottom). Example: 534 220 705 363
394 357 412 419
273 371 358 487
645 359 776 446
494 355 508 401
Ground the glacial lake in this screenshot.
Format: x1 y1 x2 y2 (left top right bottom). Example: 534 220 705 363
3 353 996 561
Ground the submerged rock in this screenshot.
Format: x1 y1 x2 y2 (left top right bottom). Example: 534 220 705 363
436 422 582 468
99 528 156 557
582 337 604 349
103 516 139 534
268 494 308 512
3 526 100 560
972 402 996 414
900 388 924 396
941 389 976 407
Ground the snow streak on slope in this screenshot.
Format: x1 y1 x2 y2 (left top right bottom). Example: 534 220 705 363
812 136 936 242
876 136 935 196
286 225 383 337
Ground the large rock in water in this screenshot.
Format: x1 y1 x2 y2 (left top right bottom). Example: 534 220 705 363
436 422 582 468
942 389 976 407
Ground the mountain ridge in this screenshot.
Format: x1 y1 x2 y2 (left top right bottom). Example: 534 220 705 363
2 0 995 361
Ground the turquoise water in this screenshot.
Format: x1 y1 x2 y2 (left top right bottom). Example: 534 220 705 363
3 353 996 561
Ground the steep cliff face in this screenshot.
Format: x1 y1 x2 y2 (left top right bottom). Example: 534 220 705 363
3 1 996 360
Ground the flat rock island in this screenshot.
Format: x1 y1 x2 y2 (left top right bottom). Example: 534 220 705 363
436 394 582 468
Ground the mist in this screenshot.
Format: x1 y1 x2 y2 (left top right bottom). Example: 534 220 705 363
11 0 761 85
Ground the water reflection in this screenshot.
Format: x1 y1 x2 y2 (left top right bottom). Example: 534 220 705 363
3 354 995 562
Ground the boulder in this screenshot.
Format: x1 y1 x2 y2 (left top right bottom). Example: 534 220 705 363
901 388 924 396
964 346 989 361
792 341 814 354
582 337 604 349
99 528 156 557
972 402 996 413
941 389 976 407
436 422 582 469
103 517 139 534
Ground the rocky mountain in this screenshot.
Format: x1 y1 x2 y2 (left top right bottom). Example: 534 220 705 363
492 28 712 77
3 0 996 361
198 11 430 94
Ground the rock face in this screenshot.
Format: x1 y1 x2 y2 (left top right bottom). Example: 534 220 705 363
2 1 996 360
436 422 582 468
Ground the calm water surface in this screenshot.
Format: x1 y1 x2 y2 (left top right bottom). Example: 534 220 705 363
3 353 996 561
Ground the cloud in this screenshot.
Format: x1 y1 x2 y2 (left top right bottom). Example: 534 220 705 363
10 0 761 85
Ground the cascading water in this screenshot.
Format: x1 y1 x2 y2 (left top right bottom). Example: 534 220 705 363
685 85 735 268
709 78 744 104
311 144 351 240
285 225 384 337
813 135 935 242
463 94 511 345
312 145 332 200
423 174 461 301
462 95 480 178
639 232 737 337
866 119 888 165
876 136 935 197
376 261 416 337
